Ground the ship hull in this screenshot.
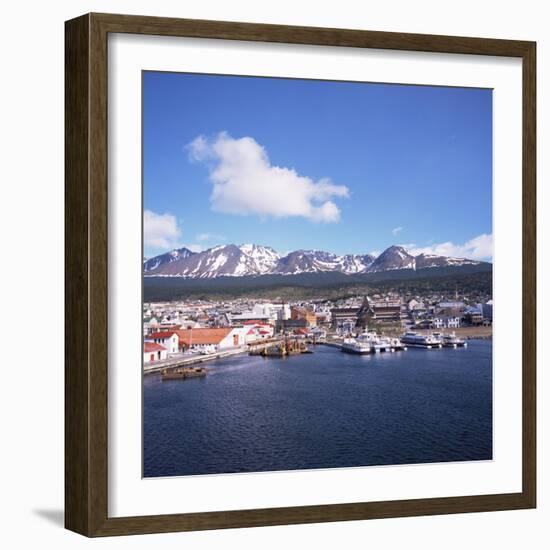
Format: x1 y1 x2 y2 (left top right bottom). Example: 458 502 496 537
400 340 442 349
341 344 372 355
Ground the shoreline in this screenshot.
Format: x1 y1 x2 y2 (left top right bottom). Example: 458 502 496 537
144 328 492 374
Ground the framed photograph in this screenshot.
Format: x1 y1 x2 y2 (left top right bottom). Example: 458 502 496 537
65 13 536 537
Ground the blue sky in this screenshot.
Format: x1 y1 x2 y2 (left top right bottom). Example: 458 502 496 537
143 71 492 260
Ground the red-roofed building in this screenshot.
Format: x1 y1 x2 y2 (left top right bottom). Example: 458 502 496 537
143 342 167 363
147 331 179 354
173 327 250 351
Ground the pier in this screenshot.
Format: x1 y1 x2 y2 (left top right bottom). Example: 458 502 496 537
144 338 288 374
144 347 247 374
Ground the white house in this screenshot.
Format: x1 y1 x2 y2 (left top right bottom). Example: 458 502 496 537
433 315 461 329
147 331 179 354
143 342 167 363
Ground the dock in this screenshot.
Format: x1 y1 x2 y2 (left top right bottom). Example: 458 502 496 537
144 347 247 375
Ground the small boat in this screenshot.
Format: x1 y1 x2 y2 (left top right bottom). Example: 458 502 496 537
161 366 208 380
439 332 467 348
400 331 442 349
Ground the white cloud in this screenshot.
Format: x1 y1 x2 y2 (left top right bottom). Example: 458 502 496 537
392 226 403 236
143 210 182 250
196 232 226 242
187 132 349 223
397 242 418 250
407 233 493 261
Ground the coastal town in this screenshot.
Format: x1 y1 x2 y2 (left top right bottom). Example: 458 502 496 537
143 288 493 374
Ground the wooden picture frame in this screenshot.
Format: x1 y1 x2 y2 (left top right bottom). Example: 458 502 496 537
65 12 536 537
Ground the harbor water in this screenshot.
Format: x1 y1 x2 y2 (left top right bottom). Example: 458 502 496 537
143 340 492 477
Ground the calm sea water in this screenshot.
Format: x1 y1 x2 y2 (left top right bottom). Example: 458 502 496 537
143 340 492 477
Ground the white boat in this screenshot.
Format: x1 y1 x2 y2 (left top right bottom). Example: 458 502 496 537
341 337 372 354
400 331 443 349
439 332 467 348
358 331 382 352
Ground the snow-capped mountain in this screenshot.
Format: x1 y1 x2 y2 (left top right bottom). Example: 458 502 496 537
366 246 416 273
145 244 280 279
143 247 194 273
143 243 485 278
238 244 280 273
336 254 377 274
273 250 375 275
366 246 482 273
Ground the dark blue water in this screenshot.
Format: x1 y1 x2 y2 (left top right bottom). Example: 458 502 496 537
143 340 492 477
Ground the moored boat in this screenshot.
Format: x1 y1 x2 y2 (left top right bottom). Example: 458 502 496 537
161 366 208 380
400 331 442 349
341 337 372 354
342 332 409 354
358 331 382 352
439 331 467 348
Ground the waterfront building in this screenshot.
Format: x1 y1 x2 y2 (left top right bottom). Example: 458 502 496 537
147 331 179 354
174 327 248 351
330 307 360 332
357 296 403 325
371 298 402 322
143 342 167 363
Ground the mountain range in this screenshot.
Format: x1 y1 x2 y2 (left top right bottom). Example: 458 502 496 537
143 244 487 279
